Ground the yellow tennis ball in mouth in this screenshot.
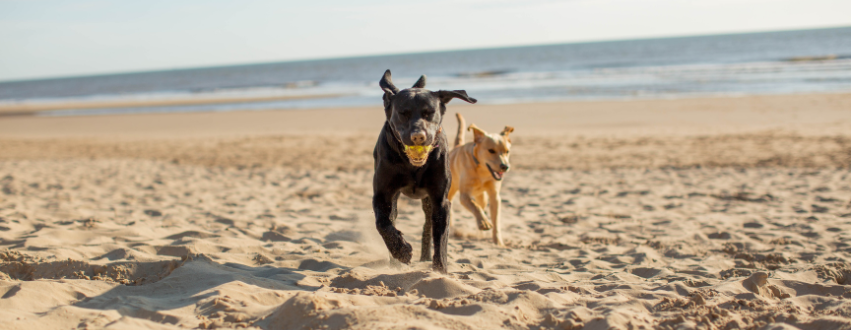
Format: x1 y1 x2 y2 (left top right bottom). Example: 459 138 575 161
404 145 433 162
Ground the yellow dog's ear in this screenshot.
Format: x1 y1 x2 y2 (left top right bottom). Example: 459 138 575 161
501 126 514 142
468 124 487 143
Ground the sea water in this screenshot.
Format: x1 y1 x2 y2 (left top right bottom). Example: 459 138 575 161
1 26 850 116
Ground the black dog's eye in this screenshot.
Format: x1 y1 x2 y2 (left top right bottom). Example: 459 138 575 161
488 149 496 154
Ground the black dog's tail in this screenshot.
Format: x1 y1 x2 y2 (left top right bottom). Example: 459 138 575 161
454 113 466 148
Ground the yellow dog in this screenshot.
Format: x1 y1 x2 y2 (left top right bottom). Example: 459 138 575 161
447 113 514 246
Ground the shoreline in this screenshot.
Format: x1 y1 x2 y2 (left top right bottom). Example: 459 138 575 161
1 90 849 118
0 92 347 115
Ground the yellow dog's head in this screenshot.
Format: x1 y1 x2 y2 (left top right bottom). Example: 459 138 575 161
470 124 514 181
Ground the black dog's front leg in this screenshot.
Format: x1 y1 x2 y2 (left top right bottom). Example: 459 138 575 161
421 197 433 262
430 198 450 273
374 191 412 263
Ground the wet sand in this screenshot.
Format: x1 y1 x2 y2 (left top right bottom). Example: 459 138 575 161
0 93 344 115
1 93 851 330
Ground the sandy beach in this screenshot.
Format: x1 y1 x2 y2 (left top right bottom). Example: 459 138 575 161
2 93 851 330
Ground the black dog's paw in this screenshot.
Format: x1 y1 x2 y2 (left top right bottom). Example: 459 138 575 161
379 228 413 264
392 241 413 264
384 231 412 263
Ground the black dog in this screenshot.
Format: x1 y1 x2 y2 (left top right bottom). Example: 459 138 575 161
373 70 477 273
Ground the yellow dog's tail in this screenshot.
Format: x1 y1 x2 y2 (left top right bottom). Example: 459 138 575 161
454 113 466 148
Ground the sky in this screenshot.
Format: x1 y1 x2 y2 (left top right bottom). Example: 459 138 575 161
1 0 850 82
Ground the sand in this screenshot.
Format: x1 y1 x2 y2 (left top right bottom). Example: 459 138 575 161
1 93 851 330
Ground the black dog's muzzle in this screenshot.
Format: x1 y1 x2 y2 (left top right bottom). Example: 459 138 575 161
390 125 441 167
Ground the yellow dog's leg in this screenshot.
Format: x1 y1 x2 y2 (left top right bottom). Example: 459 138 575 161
447 178 459 235
487 183 505 247
459 192 492 231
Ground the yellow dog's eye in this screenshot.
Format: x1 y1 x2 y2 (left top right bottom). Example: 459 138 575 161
488 149 496 154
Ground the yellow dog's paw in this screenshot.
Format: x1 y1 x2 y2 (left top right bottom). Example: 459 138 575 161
477 219 493 230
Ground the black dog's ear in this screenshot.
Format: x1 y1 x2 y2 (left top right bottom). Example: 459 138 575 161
380 70 399 111
412 75 426 88
379 70 399 95
435 90 477 104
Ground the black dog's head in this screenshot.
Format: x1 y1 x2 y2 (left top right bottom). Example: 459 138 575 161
380 70 477 166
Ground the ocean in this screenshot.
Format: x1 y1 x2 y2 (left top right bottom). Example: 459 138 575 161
2 26 851 116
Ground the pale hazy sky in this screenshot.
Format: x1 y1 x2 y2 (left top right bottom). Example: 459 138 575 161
1 0 849 82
